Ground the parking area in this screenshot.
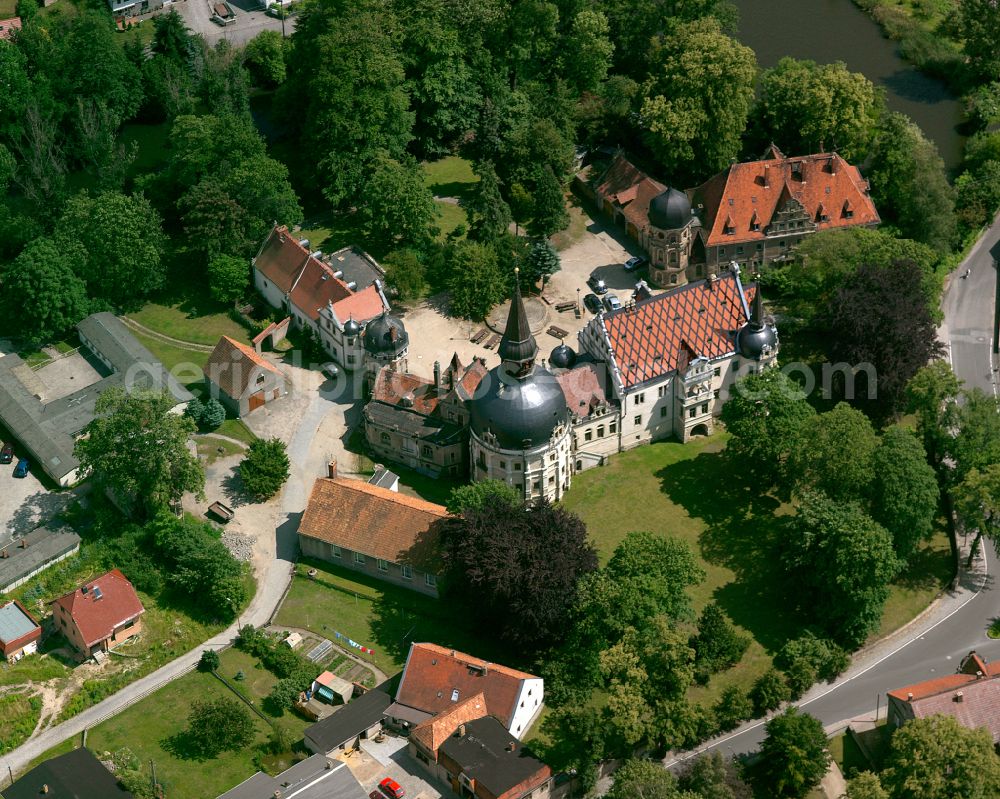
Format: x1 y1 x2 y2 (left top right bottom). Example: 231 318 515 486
173 0 293 46
338 736 447 799
0 437 67 537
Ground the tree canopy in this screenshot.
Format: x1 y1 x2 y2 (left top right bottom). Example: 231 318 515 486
751 708 830 798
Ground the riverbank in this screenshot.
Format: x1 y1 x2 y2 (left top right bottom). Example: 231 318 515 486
850 0 966 91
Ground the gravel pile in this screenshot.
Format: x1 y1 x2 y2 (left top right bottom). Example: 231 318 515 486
222 530 255 562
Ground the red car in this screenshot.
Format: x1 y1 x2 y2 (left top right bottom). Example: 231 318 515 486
380 778 405 799
0 442 12 464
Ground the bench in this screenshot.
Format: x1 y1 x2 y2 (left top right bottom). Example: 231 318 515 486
547 326 569 339
207 501 234 523
555 301 577 312
484 333 501 350
470 327 489 344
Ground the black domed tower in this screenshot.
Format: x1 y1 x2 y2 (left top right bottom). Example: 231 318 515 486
362 312 409 390
736 289 779 363
646 186 696 290
469 273 573 501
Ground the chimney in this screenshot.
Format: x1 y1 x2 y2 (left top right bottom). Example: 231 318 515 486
41 786 49 795
0 549 7 558
907 692 914 701
327 460 338 480
956 691 965 702
434 360 442 390
707 273 717 290
458 723 466 737
762 165 769 187
506 742 516 752
19 538 26 548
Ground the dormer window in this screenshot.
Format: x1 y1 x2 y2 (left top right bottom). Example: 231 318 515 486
256 373 265 385
749 210 760 232
842 199 854 219
815 203 828 223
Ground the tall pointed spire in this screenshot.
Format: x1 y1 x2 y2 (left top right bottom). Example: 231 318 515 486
498 268 538 371
749 288 764 329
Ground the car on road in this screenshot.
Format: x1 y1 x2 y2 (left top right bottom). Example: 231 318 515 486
380 778 404 799
587 274 608 295
13 458 29 478
583 293 603 314
624 256 647 272
0 443 12 464
603 294 622 312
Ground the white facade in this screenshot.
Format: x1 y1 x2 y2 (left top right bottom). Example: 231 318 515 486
508 677 545 739
253 268 289 313
471 423 573 504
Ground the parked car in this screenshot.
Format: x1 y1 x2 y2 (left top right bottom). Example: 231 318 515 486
603 294 622 312
370 792 382 799
624 255 648 272
0 442 13 464
13 458 29 478
583 293 603 314
380 778 405 799
212 1 236 24
321 363 339 379
587 274 608 295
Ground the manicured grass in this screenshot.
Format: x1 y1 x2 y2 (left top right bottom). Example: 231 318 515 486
132 332 210 390
129 302 249 347
435 200 468 240
0 692 42 755
561 434 953 705
275 560 500 675
216 418 258 446
196 435 245 464
550 201 590 252
78 668 273 798
422 156 478 200
115 18 155 50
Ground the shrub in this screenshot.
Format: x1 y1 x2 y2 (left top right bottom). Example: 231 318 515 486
265 677 303 716
201 398 226 431
240 438 290 502
691 603 751 676
776 631 851 683
199 649 220 672
714 685 754 731
185 697 255 757
751 668 790 715
185 397 205 426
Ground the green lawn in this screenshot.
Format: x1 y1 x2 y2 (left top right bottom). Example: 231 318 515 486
129 302 249 347
436 200 468 240
0 0 15 15
132 332 210 390
422 156 478 200
275 560 500 675
215 418 257 445
196 435 245 464
561 434 954 704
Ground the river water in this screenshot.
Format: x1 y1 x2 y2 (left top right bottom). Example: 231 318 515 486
732 0 964 171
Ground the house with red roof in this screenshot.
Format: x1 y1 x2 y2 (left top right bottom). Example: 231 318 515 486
51 569 145 659
363 355 488 479
589 147 879 289
0 599 42 663
251 225 391 370
204 335 287 416
0 16 22 40
887 651 1000 742
389 643 544 740
298 475 451 596
578 267 778 446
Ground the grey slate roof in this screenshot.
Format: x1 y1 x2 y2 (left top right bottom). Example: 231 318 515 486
1 747 134 799
0 314 193 484
304 688 391 752
327 246 385 290
438 717 549 798
217 756 367 799
0 527 81 593
365 401 465 445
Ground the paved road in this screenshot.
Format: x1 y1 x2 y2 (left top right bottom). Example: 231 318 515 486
667 212 1000 766
173 0 294 47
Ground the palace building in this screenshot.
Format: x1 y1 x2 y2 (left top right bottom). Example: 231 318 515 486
361 265 778 502
587 145 880 289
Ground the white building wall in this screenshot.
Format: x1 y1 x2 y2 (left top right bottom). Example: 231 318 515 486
471 426 573 503
253 268 288 311
508 677 544 739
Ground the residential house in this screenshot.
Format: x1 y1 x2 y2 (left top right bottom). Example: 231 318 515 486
303 687 392 756
588 147 879 288
251 225 391 370
0 312 192 486
0 16 21 39
577 270 778 447
217 755 367 799
51 569 145 658
887 650 1000 742
297 471 450 596
1 747 134 799
364 355 488 478
390 643 544 740
0 526 81 593
0 600 42 663
204 336 286 416
436 717 553 799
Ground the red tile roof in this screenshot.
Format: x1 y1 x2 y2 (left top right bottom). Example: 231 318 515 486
254 226 311 294
51 569 144 649
411 692 490 755
396 643 538 727
372 357 488 415
0 17 21 40
595 155 667 232
204 336 284 399
600 274 753 389
288 255 353 322
556 363 610 418
691 152 879 247
298 478 450 568
332 285 387 324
